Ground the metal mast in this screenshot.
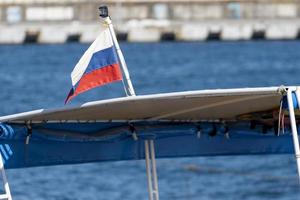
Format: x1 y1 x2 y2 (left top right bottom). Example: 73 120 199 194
99 6 136 96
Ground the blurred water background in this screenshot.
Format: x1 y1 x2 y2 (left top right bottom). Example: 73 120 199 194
0 41 300 199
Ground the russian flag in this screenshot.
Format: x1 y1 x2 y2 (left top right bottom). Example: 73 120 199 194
65 28 122 103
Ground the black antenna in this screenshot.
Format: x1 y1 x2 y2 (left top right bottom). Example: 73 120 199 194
99 6 109 18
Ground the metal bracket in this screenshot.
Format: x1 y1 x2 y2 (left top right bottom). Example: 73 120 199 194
26 123 32 145
129 124 138 141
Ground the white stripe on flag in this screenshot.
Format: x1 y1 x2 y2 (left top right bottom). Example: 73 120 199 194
71 28 114 86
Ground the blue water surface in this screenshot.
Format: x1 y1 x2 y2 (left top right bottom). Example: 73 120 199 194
0 41 300 200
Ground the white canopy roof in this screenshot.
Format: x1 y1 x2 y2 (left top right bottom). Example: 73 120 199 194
0 86 286 123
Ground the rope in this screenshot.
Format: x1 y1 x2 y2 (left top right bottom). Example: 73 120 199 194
282 112 285 134
121 79 129 96
277 100 283 135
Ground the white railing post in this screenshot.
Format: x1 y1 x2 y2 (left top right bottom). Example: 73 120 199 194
0 153 12 200
287 89 300 182
150 140 159 200
145 140 154 200
144 140 159 200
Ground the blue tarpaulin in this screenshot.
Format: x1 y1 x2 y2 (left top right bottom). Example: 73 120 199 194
0 121 295 169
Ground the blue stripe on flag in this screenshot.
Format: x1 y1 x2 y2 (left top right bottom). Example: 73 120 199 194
84 46 118 75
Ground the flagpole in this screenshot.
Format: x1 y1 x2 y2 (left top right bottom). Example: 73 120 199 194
99 6 136 97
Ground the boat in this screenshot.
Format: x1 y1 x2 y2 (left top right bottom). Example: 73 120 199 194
0 6 299 200
0 85 296 168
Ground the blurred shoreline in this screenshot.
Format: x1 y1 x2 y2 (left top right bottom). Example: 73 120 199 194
0 0 300 43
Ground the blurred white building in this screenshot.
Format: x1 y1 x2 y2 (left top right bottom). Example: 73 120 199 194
0 0 299 43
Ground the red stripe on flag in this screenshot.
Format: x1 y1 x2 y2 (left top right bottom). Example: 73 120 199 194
65 64 122 103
